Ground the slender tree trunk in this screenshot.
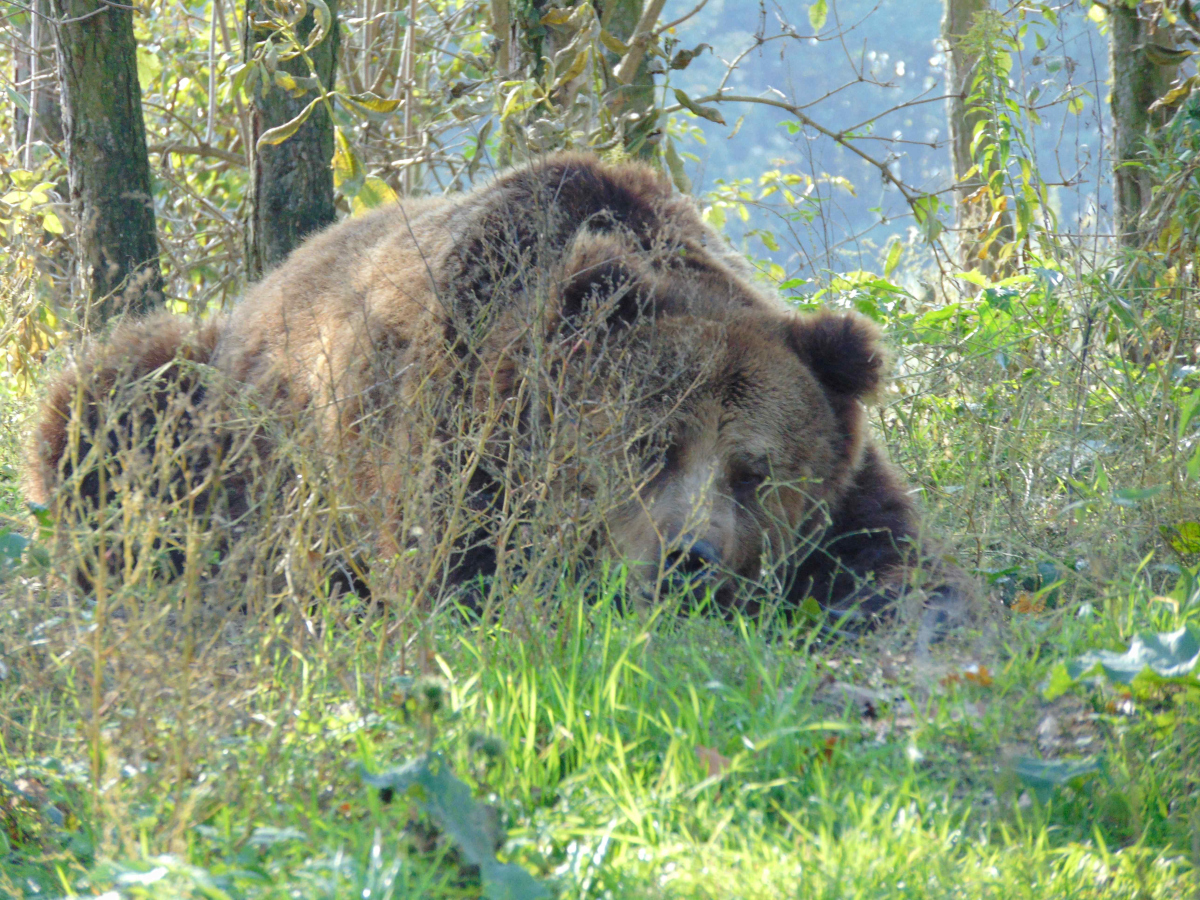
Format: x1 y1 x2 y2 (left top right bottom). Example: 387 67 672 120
603 0 660 157
243 0 340 279
943 0 1003 272
1110 4 1177 247
52 0 163 321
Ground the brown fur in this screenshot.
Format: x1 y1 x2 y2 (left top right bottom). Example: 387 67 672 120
28 153 961 623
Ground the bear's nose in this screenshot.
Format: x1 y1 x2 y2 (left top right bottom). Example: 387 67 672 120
665 533 722 587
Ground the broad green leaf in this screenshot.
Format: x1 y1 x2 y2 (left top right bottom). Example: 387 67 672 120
912 193 945 243
41 211 63 235
1042 663 1076 701
1180 390 1200 437
1067 626 1200 688
703 204 726 229
1013 756 1105 803
1159 521 1200 555
364 754 549 900
809 0 828 31
1111 484 1166 506
136 47 162 91
0 529 27 580
6 86 30 116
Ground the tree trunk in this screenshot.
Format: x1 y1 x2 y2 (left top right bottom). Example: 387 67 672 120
52 0 163 321
1110 4 1177 247
244 0 340 279
603 0 660 157
943 0 1001 271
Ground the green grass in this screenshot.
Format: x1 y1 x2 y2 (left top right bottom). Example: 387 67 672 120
2 260 1199 897
1 565 1197 898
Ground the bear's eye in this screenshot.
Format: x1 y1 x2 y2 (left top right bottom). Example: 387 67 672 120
730 461 768 500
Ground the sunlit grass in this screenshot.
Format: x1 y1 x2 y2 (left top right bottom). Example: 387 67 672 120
1 260 1198 897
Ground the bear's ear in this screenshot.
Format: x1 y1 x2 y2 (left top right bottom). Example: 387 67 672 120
787 310 887 401
558 257 649 332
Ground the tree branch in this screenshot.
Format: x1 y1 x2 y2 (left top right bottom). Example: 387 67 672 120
613 0 669 84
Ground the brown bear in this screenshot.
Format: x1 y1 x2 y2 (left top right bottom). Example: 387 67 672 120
27 152 962 627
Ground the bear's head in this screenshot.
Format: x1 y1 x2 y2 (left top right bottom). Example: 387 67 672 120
600 309 887 606
534 230 888 607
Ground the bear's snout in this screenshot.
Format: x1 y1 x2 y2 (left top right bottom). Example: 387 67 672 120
663 533 722 591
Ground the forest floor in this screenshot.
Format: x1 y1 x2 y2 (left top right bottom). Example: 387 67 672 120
1 482 1197 897
2 290 1199 897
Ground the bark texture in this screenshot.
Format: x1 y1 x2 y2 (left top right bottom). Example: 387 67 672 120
944 0 991 216
1110 5 1177 247
244 0 340 279
53 0 163 320
943 0 1008 272
603 0 660 157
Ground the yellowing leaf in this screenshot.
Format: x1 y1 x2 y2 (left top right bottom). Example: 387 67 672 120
351 176 398 215
599 29 629 55
332 128 364 195
540 7 574 25
695 745 731 777
256 95 321 148
347 92 403 114
552 47 590 91
809 0 828 31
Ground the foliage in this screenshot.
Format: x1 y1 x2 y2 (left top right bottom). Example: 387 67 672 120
1 1 1200 897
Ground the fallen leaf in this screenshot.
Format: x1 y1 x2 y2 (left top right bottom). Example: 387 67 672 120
695 745 731 778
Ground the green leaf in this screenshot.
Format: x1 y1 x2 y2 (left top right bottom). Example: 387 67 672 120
1180 391 1200 438
41 211 63 235
6 87 30 116
1160 521 1200 555
911 193 945 243
663 137 691 193
1068 626 1200 688
364 754 549 900
808 0 828 31
598 29 629 55
884 238 903 277
1111 484 1166 507
1042 662 1075 701
0 529 28 579
673 89 726 125
308 0 332 46
1013 756 1105 803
